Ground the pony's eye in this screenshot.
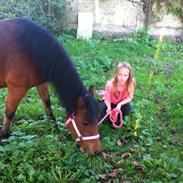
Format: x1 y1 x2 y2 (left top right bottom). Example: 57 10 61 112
82 122 89 126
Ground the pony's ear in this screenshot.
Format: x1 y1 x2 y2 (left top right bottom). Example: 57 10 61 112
88 85 95 96
76 96 85 109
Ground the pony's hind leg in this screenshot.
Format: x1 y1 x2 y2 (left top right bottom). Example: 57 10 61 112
0 87 27 137
36 83 55 120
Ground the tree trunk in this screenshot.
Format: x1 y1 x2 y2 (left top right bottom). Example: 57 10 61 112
181 0 183 27
142 0 154 27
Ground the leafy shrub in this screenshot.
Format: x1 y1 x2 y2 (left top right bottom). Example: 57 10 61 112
0 0 65 33
132 28 157 48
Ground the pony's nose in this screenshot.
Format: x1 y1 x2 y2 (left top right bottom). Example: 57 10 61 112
94 150 101 155
89 145 101 155
80 146 86 153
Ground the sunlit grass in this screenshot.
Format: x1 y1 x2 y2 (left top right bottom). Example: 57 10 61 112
0 34 183 182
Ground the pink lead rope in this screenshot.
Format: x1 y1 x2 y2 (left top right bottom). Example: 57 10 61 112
97 108 123 128
96 90 123 128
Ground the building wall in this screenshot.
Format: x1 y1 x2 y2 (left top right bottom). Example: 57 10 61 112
61 0 183 39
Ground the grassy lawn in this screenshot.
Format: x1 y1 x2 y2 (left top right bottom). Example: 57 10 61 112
0 31 182 182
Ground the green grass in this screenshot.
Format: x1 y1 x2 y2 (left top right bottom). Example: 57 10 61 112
0 34 183 182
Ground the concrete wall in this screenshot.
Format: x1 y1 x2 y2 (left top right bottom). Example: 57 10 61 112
61 0 183 39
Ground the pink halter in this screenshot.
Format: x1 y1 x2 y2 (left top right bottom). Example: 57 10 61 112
66 116 100 141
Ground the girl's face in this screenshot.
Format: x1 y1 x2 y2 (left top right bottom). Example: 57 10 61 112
116 67 130 83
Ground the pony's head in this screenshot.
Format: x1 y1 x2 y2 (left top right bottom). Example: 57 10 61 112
66 87 101 155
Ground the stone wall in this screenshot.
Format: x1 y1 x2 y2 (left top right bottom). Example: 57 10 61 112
61 0 183 39
93 0 144 37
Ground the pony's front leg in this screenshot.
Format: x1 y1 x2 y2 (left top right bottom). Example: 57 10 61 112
0 87 27 138
36 83 55 120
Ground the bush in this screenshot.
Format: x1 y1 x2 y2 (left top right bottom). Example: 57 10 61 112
132 28 157 48
0 0 65 34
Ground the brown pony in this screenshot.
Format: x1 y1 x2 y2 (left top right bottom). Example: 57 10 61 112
0 18 101 154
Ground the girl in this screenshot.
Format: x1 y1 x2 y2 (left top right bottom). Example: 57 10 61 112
101 61 136 124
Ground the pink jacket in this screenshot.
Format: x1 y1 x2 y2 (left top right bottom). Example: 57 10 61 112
103 79 136 105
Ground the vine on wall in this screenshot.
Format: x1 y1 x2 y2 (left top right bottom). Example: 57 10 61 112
128 0 183 27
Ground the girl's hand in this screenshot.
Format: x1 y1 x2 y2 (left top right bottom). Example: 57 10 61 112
106 107 111 114
116 104 122 110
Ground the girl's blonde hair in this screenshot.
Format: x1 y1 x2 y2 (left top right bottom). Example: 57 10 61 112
112 61 135 98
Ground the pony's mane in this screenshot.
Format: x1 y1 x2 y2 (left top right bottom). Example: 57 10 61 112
12 18 98 123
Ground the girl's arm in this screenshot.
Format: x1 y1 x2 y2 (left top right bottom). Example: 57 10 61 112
116 80 136 110
116 97 132 110
104 82 112 113
104 100 111 113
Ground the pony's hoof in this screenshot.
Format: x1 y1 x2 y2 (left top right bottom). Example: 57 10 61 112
49 116 56 122
0 129 9 138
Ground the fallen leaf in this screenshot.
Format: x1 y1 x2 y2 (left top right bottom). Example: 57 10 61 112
102 152 118 160
117 139 123 146
121 152 131 159
130 147 138 153
133 160 144 173
117 159 124 165
107 168 123 177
